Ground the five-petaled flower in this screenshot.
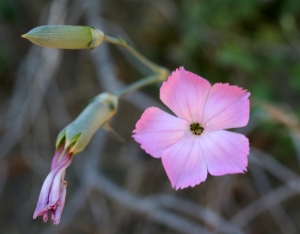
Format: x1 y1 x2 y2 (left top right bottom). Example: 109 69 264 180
33 144 72 225
133 67 250 189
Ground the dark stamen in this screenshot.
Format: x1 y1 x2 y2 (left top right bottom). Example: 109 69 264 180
190 123 204 135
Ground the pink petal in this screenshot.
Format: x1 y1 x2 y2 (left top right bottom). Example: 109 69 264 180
33 169 58 219
34 152 72 219
48 169 66 207
51 181 67 225
51 146 63 170
43 212 48 222
133 107 190 158
160 67 211 123
162 136 207 189
202 83 250 131
199 130 249 176
48 158 71 207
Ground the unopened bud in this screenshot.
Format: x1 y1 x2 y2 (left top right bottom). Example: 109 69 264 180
22 25 105 49
56 93 118 154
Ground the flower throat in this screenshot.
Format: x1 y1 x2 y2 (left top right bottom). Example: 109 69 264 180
190 123 204 135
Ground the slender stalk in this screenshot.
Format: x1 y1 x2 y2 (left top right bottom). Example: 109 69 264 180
104 35 162 73
115 74 160 98
104 35 170 98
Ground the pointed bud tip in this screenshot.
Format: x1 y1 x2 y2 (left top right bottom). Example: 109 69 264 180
22 25 105 49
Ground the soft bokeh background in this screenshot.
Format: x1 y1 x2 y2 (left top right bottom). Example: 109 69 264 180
1 0 300 233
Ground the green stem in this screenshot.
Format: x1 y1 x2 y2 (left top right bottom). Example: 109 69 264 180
104 35 162 73
115 74 159 98
104 35 170 98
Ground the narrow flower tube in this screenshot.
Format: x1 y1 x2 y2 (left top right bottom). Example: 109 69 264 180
34 92 118 225
22 25 105 49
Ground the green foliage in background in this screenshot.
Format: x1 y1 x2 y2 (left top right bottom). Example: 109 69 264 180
0 0 22 22
169 0 300 103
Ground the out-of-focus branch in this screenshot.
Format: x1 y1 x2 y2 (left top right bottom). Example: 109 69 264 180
231 180 300 227
0 160 8 198
250 148 300 183
0 0 68 159
249 164 297 234
147 194 244 234
259 101 300 164
230 148 300 228
90 171 215 234
84 0 166 111
84 0 123 92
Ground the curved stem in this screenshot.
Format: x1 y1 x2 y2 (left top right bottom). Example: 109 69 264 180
104 35 162 74
104 35 170 99
115 74 161 98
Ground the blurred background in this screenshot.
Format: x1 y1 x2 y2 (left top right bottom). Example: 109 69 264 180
1 0 300 233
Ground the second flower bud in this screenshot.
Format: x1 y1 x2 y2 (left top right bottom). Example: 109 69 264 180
57 92 118 154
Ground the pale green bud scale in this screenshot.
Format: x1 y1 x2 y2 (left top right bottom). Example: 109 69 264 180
56 93 118 154
22 25 105 49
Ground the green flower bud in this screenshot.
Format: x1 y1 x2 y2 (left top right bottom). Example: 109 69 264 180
56 93 118 154
22 25 105 49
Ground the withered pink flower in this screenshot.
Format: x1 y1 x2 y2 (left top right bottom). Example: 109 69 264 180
33 92 118 225
133 67 250 189
33 145 72 225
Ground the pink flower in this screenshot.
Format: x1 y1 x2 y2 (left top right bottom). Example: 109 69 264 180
133 67 250 189
33 145 72 225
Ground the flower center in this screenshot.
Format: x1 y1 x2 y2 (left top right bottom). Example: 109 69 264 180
190 123 204 135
